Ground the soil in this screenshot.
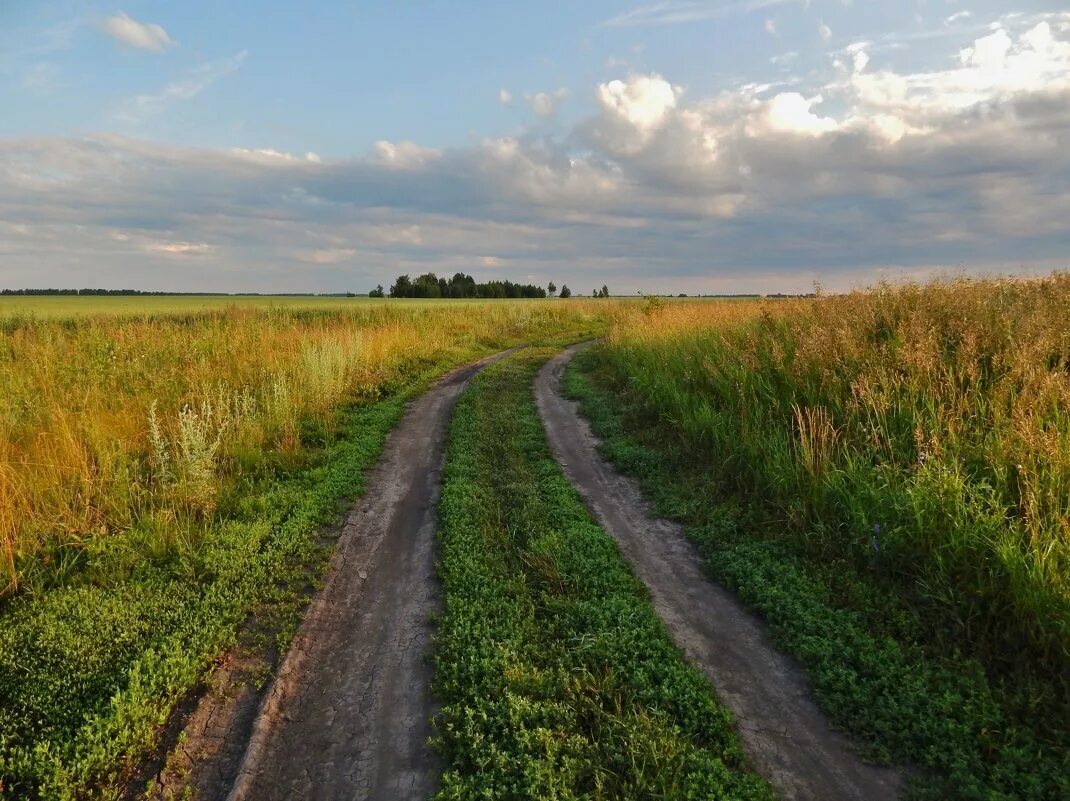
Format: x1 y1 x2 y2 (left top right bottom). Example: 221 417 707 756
534 343 904 801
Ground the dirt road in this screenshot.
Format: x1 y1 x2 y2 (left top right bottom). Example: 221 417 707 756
535 344 903 801
203 349 515 801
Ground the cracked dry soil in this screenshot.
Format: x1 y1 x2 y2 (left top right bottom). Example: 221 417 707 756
534 343 904 801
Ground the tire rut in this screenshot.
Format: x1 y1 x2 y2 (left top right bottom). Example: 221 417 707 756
186 348 518 801
534 343 904 801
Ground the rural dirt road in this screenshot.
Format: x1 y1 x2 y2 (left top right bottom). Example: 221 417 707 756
535 343 904 801
183 349 515 801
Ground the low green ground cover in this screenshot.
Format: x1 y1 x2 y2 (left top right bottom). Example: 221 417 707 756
432 347 772 800
565 347 1070 800
0 322 604 801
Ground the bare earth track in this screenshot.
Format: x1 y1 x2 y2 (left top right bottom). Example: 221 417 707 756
535 344 904 801
163 349 515 801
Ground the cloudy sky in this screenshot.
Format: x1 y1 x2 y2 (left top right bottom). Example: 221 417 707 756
1 1 1068 294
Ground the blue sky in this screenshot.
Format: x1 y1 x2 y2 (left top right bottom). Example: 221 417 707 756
1 1 1068 293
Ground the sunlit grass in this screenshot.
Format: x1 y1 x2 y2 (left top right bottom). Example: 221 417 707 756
0 299 621 596
600 276 1070 674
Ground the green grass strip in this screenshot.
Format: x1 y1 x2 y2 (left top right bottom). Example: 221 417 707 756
564 347 1070 801
432 347 772 800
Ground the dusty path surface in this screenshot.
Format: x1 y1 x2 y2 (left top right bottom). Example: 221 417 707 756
213 349 515 801
535 344 903 801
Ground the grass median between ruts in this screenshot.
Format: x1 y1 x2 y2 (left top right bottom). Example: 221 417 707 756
432 346 772 800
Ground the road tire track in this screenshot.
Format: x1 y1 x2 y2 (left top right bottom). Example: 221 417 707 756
534 343 903 801
178 348 516 801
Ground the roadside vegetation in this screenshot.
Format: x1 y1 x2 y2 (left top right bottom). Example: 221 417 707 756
0 300 613 799
432 347 772 800
567 275 1070 799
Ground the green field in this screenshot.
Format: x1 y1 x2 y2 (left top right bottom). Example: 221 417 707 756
0 294 503 319
1 278 1066 800
0 300 613 799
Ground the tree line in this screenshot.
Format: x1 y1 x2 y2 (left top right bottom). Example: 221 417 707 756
368 274 604 299
377 273 551 299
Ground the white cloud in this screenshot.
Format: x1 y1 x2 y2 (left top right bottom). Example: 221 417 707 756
764 18 778 37
850 22 1070 116
945 11 972 27
102 11 174 53
594 73 676 143
498 88 512 105
819 22 832 41
117 51 247 123
528 88 568 118
370 140 441 170
750 92 838 136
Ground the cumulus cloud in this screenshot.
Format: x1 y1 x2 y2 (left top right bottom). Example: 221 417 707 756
2 16 1070 293
498 88 513 105
101 11 174 52
587 74 681 154
749 92 837 136
819 22 832 41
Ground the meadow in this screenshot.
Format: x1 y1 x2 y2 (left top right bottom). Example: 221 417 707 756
0 294 395 319
570 275 1070 797
0 298 616 798
3 279 1068 799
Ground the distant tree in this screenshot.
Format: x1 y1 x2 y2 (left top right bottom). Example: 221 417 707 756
601 284 609 298
559 284 571 298
389 275 413 298
387 272 543 299
548 281 557 297
369 285 385 298
592 289 598 298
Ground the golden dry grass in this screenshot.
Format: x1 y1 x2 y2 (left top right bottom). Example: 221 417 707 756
0 300 615 595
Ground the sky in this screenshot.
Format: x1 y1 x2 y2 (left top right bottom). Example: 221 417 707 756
1 1 1068 295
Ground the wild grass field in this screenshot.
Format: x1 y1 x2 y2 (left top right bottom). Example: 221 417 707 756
0 295 391 319
3 279 1068 799
0 298 616 799
569 275 1070 798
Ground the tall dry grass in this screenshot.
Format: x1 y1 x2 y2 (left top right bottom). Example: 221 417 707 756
0 301 608 596
601 277 1070 673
